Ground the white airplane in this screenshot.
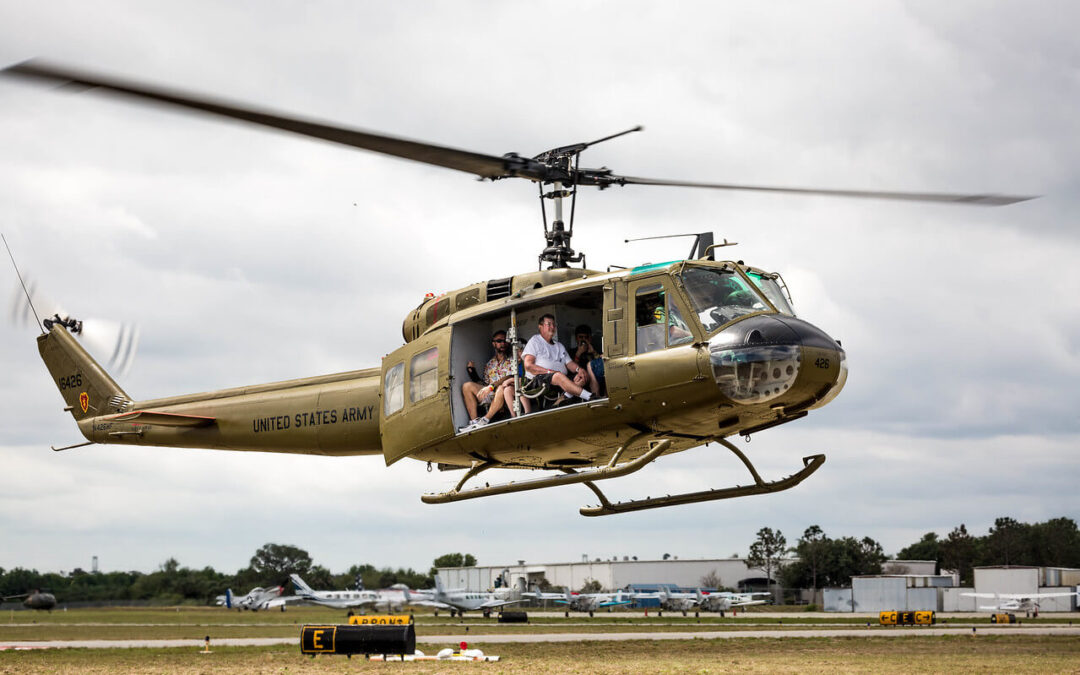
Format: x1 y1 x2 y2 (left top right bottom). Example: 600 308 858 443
627 588 699 616
215 585 288 611
290 573 381 610
405 577 521 617
525 586 632 617
962 591 1079 616
694 589 770 613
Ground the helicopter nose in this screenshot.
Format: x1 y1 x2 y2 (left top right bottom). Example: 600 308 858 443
708 314 846 406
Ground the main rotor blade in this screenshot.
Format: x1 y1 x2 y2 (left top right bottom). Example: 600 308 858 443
2 60 518 179
600 175 1036 206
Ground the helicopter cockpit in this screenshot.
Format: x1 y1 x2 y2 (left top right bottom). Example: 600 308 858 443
680 264 776 334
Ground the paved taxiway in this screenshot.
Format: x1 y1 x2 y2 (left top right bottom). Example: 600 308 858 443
4 624 1080 649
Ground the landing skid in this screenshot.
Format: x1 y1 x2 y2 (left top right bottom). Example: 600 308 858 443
421 434 825 516
579 438 824 516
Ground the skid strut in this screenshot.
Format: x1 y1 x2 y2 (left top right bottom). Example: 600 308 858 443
421 432 668 505
420 434 824 516
579 437 825 516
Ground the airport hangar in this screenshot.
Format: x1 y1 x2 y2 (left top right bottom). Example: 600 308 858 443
437 557 773 593
823 565 1080 613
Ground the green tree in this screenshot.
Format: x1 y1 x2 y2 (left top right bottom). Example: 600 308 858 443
579 578 603 593
940 524 978 585
797 525 830 591
1028 517 1080 567
430 553 477 578
896 532 941 571
248 543 314 586
985 517 1027 566
746 527 788 588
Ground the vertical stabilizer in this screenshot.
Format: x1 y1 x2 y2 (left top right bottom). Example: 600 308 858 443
37 325 129 422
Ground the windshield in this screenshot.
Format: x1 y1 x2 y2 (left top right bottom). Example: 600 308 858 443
679 265 771 333
747 272 795 316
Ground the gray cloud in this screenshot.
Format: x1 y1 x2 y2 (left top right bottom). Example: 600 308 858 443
1 1 1077 575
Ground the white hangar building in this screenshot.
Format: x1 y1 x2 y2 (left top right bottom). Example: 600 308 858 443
969 565 1080 612
436 557 770 592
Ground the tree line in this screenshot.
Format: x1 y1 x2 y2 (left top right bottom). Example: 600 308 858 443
0 544 470 605
743 516 1079 591
896 516 1080 585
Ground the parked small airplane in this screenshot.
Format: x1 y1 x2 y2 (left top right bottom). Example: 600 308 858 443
695 589 770 614
406 577 521 618
525 586 632 617
963 591 1079 616
215 585 289 611
2 590 57 611
289 574 381 610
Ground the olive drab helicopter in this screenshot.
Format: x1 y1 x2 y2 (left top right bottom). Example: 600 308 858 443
3 61 1034 516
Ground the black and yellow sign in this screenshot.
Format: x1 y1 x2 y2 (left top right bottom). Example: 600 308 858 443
879 610 935 626
991 613 1016 624
348 614 412 626
300 625 337 653
299 623 416 657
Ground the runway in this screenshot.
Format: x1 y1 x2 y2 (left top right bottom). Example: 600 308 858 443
4 624 1079 649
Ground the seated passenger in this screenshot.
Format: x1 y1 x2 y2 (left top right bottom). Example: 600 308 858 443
522 314 592 406
574 324 606 397
459 330 517 431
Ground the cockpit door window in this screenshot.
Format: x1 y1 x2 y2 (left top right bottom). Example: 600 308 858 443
633 283 695 354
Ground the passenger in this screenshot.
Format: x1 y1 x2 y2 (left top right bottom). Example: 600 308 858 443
522 314 592 405
460 330 516 431
574 324 606 397
573 324 599 368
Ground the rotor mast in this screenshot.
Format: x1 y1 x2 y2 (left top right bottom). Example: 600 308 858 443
535 126 643 269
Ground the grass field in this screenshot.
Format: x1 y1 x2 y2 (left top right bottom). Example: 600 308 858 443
2 607 1078 673
3 636 1079 674
1 606 1072 641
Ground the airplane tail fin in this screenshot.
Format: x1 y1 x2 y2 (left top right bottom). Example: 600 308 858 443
290 574 314 596
225 589 233 609
434 576 445 596
38 324 130 424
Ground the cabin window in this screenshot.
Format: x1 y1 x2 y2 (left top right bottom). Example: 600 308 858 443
634 284 694 354
384 362 404 416
410 347 439 402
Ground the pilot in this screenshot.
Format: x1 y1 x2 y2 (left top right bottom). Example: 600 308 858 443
460 330 517 431
522 314 592 404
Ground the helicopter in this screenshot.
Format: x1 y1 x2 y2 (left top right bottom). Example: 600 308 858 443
2 590 57 611
3 60 1034 517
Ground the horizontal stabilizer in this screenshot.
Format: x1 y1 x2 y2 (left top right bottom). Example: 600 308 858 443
106 410 216 427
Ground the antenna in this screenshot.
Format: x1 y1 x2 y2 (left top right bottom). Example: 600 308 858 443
2 233 44 334
625 231 735 260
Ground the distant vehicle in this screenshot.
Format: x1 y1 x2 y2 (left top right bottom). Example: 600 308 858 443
406 577 521 618
525 586 632 617
214 585 289 611
290 574 381 610
2 590 57 611
963 591 1079 616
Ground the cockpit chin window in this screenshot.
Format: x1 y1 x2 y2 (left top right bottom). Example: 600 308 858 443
680 266 770 333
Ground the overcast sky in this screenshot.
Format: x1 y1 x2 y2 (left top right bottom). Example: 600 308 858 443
1 1 1077 580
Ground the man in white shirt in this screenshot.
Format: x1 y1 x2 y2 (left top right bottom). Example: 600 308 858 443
522 314 592 402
